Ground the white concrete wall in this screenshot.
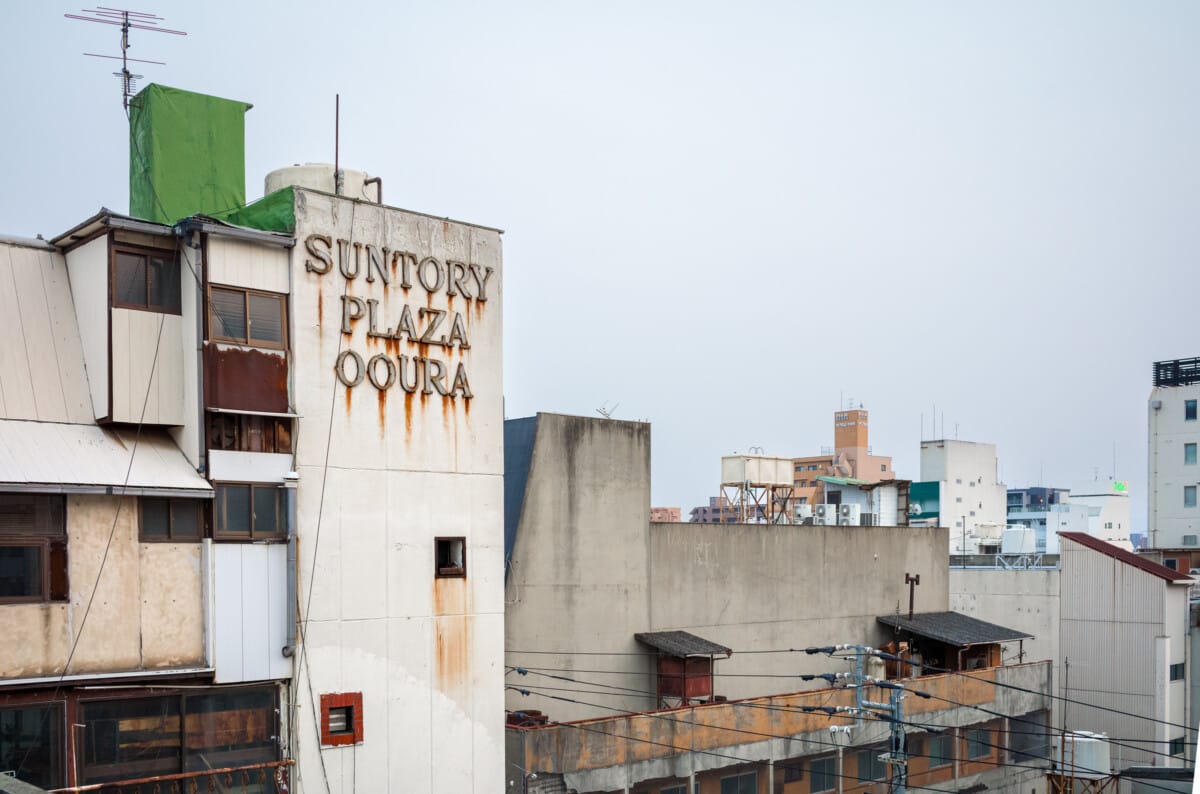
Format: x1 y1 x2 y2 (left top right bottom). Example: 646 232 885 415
921 440 1007 547
63 236 111 421
1071 489 1131 546
290 191 504 794
1149 384 1200 549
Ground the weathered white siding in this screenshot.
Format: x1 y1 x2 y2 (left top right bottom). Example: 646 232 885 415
289 191 504 794
110 307 185 425
64 236 111 420
207 236 290 293
212 542 290 683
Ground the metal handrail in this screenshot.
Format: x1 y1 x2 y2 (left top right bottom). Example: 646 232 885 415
49 759 293 793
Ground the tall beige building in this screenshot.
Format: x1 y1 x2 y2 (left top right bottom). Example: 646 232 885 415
793 409 894 505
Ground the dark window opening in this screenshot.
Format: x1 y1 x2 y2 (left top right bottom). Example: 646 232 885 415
719 771 756 794
0 702 66 789
113 246 180 313
80 688 277 784
1187 400 1198 422
967 728 992 759
140 497 204 542
928 733 954 767
1170 736 1186 756
1170 662 1185 681
0 494 67 603
207 412 293 454
209 285 287 349
214 484 285 540
435 537 466 578
809 757 836 792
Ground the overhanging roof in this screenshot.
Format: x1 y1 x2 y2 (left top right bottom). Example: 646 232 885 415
635 631 732 658
0 419 212 497
876 611 1032 648
816 475 870 487
1059 532 1193 583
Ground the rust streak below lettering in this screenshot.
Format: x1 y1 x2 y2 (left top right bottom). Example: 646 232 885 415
317 290 323 326
344 385 353 415
377 388 387 437
404 391 414 437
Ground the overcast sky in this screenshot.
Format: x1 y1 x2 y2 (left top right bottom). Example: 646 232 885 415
2 2 1196 530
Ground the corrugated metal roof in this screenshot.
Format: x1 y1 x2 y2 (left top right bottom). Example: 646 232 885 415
1059 532 1193 583
0 419 211 495
816 475 870 487
634 630 732 658
876 611 1033 648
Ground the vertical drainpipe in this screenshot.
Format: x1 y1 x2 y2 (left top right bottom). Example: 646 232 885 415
282 471 299 657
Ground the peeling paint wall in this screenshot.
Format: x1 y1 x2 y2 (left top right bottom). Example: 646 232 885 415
0 494 205 679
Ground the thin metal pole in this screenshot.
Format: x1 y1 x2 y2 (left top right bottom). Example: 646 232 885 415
334 94 340 192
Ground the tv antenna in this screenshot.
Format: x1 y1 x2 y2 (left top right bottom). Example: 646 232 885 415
66 7 186 110
595 401 619 420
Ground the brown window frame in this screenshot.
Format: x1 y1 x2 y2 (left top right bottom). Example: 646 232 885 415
206 412 294 454
319 692 363 747
138 497 206 542
435 537 467 578
0 699 67 789
208 284 288 350
0 494 68 604
110 243 182 315
213 483 287 541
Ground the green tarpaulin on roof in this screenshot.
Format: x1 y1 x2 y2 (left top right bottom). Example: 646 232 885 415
129 84 252 225
212 187 296 234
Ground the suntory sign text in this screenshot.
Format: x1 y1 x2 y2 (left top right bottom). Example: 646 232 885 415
304 233 494 400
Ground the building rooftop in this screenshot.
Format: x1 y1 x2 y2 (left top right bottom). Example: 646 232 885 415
1059 532 1193 582
876 611 1033 648
1153 357 1200 388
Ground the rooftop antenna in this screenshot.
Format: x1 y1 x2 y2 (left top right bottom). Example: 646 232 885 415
66 7 186 110
595 401 619 420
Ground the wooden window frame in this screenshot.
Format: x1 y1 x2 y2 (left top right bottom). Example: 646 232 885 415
435 536 467 578
138 497 205 543
213 483 286 541
0 494 68 604
110 243 182 315
319 692 363 747
208 284 288 350
0 699 67 789
206 412 294 454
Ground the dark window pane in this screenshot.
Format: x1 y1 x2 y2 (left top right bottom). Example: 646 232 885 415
171 501 202 540
142 498 170 539
0 494 64 536
81 696 180 784
0 703 65 788
220 486 251 536
253 487 280 536
49 540 69 601
246 415 265 452
0 544 42 598
248 293 284 345
183 689 276 772
147 256 180 312
114 252 147 306
210 288 247 341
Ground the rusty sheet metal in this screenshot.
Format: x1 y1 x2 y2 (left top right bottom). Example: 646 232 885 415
205 345 289 414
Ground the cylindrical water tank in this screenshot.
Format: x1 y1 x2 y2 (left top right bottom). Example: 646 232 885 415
265 163 379 202
1053 731 1110 779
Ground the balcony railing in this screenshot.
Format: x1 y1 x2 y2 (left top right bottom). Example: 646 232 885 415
49 760 292 794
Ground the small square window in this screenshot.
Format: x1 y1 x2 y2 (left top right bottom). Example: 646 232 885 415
213 484 285 540
1187 444 1198 466
1170 736 1186 756
1170 662 1185 681
1184 535 1197 547
1187 400 1198 422
320 692 363 747
1186 486 1197 509
113 246 180 314
140 497 204 542
435 537 466 578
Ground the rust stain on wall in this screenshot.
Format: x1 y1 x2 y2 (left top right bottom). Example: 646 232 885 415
433 577 470 702
205 346 289 413
404 391 414 436
344 385 353 415
376 388 387 437
317 290 323 326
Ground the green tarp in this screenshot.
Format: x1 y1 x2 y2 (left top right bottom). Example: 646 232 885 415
212 186 296 234
129 84 252 225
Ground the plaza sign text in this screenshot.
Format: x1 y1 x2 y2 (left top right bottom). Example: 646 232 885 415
304 233 494 400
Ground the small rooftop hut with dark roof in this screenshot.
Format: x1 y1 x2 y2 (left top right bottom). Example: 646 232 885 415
634 630 732 708
876 611 1033 673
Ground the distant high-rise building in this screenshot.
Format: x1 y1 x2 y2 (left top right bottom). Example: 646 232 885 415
912 439 1007 552
792 409 894 505
650 506 681 522
688 496 742 523
1149 357 1200 550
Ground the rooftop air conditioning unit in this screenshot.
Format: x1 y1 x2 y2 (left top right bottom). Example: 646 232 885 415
860 512 877 527
814 505 836 525
795 504 814 521
837 504 861 525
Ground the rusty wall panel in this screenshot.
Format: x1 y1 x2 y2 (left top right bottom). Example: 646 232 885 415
205 345 289 413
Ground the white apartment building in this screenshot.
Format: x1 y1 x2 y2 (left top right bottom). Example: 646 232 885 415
915 439 1007 552
1071 479 1132 548
1149 357 1200 549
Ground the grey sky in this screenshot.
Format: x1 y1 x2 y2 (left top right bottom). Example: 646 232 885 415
2 2 1196 529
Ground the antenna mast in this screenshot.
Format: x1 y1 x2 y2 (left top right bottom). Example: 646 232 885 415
66 7 186 110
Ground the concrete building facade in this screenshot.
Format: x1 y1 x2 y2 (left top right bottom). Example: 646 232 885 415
913 439 1007 553
1149 357 1200 550
792 409 894 507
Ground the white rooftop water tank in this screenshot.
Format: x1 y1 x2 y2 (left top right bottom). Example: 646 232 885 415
1001 528 1037 554
265 163 380 203
1053 731 1110 779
